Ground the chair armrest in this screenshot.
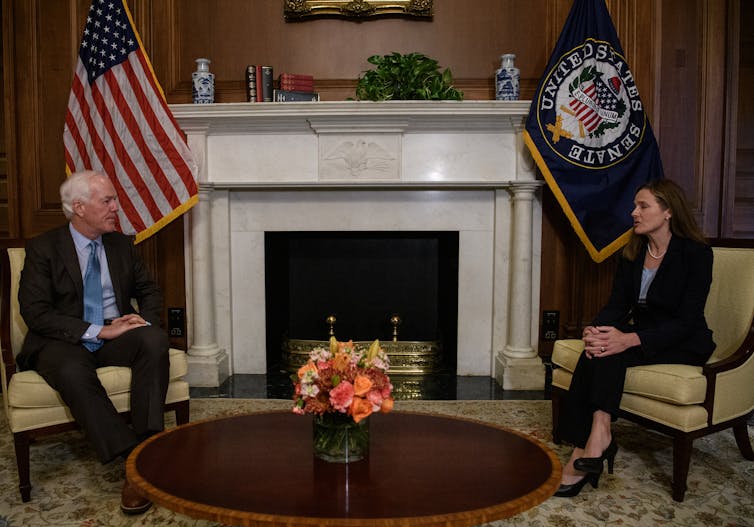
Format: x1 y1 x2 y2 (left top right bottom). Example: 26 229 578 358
1 248 18 391
1 348 16 390
701 321 754 424
702 322 754 377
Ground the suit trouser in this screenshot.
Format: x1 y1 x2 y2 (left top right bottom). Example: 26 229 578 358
32 325 170 463
557 345 708 448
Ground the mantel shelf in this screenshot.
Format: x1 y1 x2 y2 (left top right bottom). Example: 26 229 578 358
171 100 532 134
203 180 545 190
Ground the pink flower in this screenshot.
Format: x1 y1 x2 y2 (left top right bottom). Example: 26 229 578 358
300 382 320 398
329 381 354 412
366 389 383 408
371 356 389 371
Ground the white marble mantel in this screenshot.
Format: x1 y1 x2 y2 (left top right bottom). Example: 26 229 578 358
171 100 545 390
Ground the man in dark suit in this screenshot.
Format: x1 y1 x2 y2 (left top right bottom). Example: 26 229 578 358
18 170 168 514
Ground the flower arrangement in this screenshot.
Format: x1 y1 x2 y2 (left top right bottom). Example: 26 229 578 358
292 337 394 422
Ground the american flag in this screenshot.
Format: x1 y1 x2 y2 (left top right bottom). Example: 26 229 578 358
569 75 620 133
64 0 198 243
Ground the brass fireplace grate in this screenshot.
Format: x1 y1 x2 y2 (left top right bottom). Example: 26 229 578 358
280 314 447 393
281 338 444 375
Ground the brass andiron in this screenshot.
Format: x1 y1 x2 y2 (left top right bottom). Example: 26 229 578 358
390 314 402 342
326 314 337 337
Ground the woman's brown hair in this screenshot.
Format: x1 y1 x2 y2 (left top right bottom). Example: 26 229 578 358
623 179 707 261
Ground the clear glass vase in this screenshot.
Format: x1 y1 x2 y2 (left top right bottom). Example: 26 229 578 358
313 412 369 463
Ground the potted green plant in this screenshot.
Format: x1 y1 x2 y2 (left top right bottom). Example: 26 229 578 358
355 52 464 101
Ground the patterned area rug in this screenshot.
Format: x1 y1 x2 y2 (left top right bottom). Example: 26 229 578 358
1 398 752 526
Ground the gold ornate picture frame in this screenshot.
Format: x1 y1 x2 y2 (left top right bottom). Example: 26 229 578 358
284 0 433 20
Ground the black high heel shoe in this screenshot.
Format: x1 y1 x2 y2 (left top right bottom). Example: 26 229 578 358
574 439 618 474
553 471 602 497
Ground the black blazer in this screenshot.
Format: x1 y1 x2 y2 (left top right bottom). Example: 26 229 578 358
592 235 715 363
17 224 163 370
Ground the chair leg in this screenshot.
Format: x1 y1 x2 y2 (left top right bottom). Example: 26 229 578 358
732 421 754 461
671 434 693 502
13 432 32 502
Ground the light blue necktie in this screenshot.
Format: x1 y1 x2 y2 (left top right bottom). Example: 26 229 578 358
83 241 104 352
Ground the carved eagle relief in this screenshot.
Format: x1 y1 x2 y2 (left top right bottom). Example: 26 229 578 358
324 139 395 177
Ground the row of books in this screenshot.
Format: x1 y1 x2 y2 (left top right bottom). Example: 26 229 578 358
245 67 320 102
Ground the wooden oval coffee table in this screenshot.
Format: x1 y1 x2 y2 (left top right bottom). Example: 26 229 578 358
126 411 561 527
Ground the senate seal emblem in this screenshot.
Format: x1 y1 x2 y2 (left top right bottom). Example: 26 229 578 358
535 38 647 170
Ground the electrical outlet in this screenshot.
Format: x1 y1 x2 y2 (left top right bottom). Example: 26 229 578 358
168 307 185 337
542 310 559 341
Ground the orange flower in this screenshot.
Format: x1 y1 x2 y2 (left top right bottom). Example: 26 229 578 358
380 397 394 414
332 352 351 371
353 374 373 396
297 361 318 379
350 396 372 423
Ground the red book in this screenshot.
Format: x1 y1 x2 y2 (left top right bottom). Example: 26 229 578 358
278 73 314 83
256 65 263 102
279 80 315 91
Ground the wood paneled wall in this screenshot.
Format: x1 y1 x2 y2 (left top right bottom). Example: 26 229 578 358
2 0 750 356
725 0 754 237
0 2 8 238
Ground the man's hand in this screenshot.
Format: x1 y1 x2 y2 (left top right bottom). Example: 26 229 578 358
97 314 148 340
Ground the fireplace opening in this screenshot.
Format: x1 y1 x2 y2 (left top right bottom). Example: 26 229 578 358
264 231 459 376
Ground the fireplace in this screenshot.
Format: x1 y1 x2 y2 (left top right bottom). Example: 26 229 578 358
264 231 459 375
173 100 545 390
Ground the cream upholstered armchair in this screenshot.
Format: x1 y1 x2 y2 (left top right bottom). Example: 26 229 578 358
550 246 754 502
0 247 190 502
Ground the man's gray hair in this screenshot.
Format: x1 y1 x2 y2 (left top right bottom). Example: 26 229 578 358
60 170 104 219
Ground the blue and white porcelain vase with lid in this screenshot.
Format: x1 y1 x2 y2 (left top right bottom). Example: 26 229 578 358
192 58 215 104
495 53 520 101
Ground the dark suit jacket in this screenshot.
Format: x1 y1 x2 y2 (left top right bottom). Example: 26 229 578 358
17 224 163 370
592 235 715 363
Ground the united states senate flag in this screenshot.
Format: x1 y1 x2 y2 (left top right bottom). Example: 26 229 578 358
523 0 664 263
